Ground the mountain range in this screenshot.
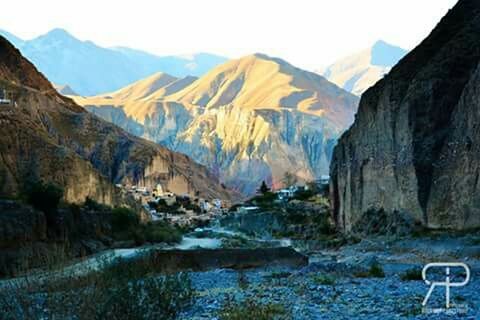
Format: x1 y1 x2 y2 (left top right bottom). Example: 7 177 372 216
330 0 480 231
318 40 408 96
0 35 232 204
0 28 227 96
74 54 359 194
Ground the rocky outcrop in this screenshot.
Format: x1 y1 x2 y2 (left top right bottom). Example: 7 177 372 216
76 54 358 194
0 35 233 203
135 247 308 272
330 0 480 232
0 200 113 277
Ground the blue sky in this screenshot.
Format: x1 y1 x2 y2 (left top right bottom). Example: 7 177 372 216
1 0 458 69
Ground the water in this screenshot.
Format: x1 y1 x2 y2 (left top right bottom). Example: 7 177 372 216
176 236 222 250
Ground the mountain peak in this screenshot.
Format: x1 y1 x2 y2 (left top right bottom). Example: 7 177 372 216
46 28 73 38
319 40 408 95
370 40 407 67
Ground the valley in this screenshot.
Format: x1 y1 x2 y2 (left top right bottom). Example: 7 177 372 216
1 0 479 318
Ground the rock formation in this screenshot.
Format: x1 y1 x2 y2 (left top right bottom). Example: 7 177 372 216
0 35 232 204
330 0 480 232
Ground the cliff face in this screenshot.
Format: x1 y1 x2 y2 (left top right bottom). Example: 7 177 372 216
76 54 358 195
0 36 233 204
330 0 480 232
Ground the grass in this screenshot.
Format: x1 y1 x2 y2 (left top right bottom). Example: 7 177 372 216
0 254 194 320
400 268 423 281
265 271 292 280
354 263 385 278
219 296 291 320
312 274 336 285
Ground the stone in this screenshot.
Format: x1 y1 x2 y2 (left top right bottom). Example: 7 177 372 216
330 0 480 232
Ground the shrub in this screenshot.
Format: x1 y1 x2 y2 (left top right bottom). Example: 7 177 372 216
292 189 315 201
111 207 139 232
219 296 290 320
312 274 336 285
84 196 110 211
0 257 194 320
251 192 277 209
354 263 385 278
265 271 291 282
369 263 386 278
144 222 182 244
400 268 423 281
25 181 63 214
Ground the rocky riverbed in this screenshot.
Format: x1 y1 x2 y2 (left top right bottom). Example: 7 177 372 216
178 233 480 319
2 199 479 319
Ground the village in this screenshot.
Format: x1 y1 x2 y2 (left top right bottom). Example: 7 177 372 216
114 175 331 228
113 183 229 228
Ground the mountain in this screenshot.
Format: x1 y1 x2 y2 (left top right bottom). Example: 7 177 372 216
0 28 227 96
330 0 480 232
318 40 407 96
75 54 359 195
53 83 78 96
0 35 233 204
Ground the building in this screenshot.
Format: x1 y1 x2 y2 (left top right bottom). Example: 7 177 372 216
152 184 164 197
237 206 260 213
276 188 295 200
316 175 330 186
0 89 12 106
212 199 222 208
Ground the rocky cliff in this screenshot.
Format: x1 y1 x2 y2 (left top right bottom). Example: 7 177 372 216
76 54 358 194
0 36 232 204
330 0 480 232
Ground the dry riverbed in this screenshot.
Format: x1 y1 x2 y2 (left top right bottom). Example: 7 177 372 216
179 233 480 319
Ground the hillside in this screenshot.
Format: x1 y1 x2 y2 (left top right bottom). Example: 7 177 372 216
0 28 227 96
75 54 359 194
330 0 480 232
0 35 233 204
318 40 407 96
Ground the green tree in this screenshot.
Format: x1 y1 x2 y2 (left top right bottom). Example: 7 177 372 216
111 207 140 232
25 181 63 214
257 181 271 195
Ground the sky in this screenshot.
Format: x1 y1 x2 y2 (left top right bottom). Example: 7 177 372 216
1 0 459 69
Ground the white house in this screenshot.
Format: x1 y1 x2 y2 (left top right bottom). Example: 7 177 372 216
212 199 222 208
199 199 211 212
0 89 12 105
277 188 294 200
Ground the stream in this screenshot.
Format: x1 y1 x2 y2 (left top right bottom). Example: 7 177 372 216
0 218 295 285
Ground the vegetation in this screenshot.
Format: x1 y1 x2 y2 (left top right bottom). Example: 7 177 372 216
219 296 291 320
257 180 271 195
250 191 277 209
24 181 63 227
143 222 182 244
354 263 386 278
0 256 194 320
265 271 291 280
291 188 315 201
312 274 336 285
400 268 423 281
83 196 110 211
111 207 140 232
